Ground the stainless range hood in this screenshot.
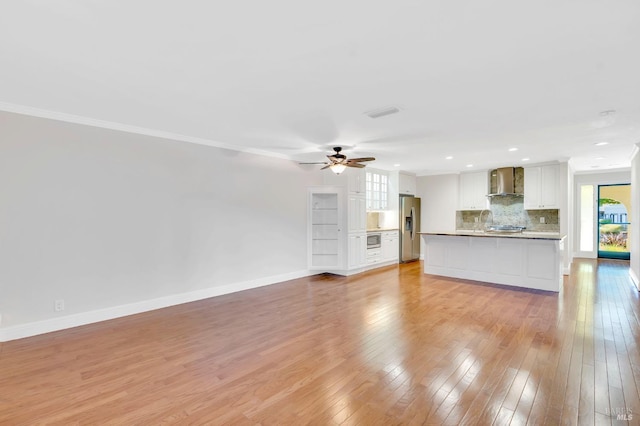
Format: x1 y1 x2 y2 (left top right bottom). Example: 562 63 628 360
487 167 524 197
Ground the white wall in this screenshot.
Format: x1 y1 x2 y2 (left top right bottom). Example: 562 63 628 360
631 148 640 289
416 174 459 232
416 174 459 258
0 111 322 339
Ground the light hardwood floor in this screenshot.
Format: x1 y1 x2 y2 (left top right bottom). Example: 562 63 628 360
1 259 639 425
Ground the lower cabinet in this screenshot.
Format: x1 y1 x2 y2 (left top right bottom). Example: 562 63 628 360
366 247 382 265
422 234 564 292
366 231 400 267
348 233 367 269
382 231 399 262
330 230 400 275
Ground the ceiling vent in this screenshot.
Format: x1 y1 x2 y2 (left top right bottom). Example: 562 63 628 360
365 106 401 119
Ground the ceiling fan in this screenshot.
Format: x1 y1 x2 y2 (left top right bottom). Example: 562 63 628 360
300 147 375 174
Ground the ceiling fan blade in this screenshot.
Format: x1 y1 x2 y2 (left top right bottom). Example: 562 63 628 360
299 162 328 165
320 164 332 170
346 157 375 162
345 163 366 168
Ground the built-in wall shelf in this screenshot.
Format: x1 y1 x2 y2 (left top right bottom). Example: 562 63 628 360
309 189 343 269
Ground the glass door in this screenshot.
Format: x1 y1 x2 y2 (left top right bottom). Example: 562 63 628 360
598 184 631 260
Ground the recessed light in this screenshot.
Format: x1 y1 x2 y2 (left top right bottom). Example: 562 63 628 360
595 157 605 160
393 164 401 167
466 164 473 168
508 148 518 152
594 142 609 146
522 158 530 162
445 156 453 160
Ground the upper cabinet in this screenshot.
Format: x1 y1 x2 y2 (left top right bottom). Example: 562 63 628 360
366 170 389 210
398 172 416 196
458 171 489 210
348 168 366 195
524 164 560 209
348 195 367 233
322 168 365 195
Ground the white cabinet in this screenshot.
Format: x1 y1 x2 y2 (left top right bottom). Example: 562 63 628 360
348 233 367 269
322 168 365 195
422 234 564 292
524 165 560 209
308 186 367 274
398 172 416 196
347 194 367 270
308 187 344 270
348 168 366 195
348 195 367 233
382 231 399 262
366 247 382 265
458 171 489 210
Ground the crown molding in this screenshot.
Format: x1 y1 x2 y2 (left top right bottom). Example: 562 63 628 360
0 101 289 161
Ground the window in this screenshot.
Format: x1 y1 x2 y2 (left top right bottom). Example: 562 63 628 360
366 171 388 210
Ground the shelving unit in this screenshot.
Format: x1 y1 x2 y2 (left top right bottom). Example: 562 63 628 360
309 191 342 269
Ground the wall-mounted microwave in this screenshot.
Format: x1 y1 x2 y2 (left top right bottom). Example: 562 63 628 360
367 232 381 249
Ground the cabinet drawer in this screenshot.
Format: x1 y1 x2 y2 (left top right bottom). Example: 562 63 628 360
366 248 382 261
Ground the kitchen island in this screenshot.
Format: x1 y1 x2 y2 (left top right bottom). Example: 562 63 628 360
419 231 566 292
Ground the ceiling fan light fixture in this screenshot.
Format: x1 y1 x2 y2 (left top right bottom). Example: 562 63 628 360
330 163 347 174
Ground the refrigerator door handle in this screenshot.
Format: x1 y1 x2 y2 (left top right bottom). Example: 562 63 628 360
410 206 415 240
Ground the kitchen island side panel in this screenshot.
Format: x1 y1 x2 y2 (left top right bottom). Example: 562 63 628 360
422 234 564 292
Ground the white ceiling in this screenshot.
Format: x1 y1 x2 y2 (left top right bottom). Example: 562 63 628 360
1 1 639 175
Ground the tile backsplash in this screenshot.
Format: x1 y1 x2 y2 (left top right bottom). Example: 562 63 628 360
367 212 380 229
456 195 559 232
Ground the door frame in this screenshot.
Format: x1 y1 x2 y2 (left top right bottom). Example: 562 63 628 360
573 171 632 259
597 183 631 260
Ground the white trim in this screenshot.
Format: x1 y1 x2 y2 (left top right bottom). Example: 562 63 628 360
0 101 289 161
573 251 597 259
325 259 400 276
0 270 312 342
630 144 639 163
629 269 640 291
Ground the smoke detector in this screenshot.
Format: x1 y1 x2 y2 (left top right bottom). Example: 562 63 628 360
364 106 401 119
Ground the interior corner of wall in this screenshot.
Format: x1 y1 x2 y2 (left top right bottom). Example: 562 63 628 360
629 268 640 291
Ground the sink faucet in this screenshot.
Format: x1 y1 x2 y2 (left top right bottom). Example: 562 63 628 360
477 209 493 231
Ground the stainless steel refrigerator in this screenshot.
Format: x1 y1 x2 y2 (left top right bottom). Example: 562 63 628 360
399 195 421 263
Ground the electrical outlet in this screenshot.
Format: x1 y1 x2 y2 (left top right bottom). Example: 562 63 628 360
54 299 65 312
474 217 479 223
540 217 545 224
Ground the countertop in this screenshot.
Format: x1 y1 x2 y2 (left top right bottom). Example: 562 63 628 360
419 230 566 241
366 228 399 232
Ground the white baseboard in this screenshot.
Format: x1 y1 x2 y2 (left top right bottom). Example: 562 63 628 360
326 259 400 276
0 270 313 342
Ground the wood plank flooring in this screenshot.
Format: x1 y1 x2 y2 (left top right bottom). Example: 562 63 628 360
1 259 639 424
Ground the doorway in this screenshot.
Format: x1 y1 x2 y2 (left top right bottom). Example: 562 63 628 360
598 184 631 260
